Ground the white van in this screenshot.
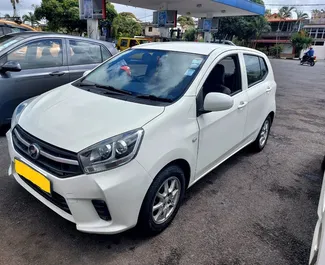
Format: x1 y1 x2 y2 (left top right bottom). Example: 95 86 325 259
7 42 276 235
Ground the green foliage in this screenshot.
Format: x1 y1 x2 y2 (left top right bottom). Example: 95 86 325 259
184 28 196 41
295 10 308 20
269 44 284 57
105 2 118 23
177 16 195 28
34 0 86 33
22 12 39 27
112 13 142 38
216 16 270 47
291 30 314 55
256 47 268 55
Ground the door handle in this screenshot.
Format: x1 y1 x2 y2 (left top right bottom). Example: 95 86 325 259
237 101 247 109
49 71 65 77
266 86 272 93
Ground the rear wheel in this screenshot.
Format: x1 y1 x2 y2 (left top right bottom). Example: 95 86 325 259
138 165 185 235
250 116 272 152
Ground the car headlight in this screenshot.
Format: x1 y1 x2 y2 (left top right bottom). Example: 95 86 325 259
11 97 35 129
78 129 144 174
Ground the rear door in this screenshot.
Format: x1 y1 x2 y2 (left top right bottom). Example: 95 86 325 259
0 38 69 123
241 53 273 139
67 39 111 81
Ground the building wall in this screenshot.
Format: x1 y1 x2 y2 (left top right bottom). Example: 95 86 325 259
303 24 325 59
144 26 160 37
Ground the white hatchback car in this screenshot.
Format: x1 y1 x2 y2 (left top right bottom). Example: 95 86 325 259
6 42 276 234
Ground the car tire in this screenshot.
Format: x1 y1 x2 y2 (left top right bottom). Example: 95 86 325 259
322 156 325 172
250 116 272 152
138 165 185 235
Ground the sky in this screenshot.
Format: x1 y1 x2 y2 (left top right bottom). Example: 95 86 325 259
0 0 154 21
0 0 323 20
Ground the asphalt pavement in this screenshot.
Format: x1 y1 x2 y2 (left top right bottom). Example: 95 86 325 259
0 59 325 265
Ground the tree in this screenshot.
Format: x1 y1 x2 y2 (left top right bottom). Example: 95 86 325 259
278 6 295 31
295 9 308 31
10 0 19 17
4 14 11 18
34 0 86 34
99 2 118 40
291 30 313 57
265 9 272 16
251 16 271 48
112 13 142 38
184 28 196 41
177 16 195 29
22 12 39 27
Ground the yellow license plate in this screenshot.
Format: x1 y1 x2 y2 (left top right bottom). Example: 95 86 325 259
14 159 51 195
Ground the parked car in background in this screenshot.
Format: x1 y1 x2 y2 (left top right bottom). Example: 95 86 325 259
212 39 236 46
6 42 276 235
0 19 36 37
0 32 117 127
116 37 150 51
309 155 325 265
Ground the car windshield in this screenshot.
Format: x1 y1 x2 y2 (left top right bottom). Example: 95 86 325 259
0 35 24 52
78 48 206 103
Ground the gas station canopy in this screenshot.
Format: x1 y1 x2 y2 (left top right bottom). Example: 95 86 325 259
112 0 265 17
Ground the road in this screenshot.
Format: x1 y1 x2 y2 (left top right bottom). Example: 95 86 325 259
0 59 325 265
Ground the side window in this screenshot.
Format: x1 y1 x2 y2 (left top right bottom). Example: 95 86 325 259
7 39 63 69
259 57 268 79
244 54 268 87
101 46 112 61
120 39 128 47
69 40 102 65
202 54 242 98
0 26 4 36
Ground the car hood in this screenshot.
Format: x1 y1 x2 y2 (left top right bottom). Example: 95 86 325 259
18 84 164 152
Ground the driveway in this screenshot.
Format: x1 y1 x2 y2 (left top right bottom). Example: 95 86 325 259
0 59 324 265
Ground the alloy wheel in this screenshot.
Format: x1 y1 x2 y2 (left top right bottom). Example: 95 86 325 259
152 176 181 225
259 119 270 148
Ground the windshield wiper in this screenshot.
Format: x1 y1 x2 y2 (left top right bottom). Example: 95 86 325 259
79 81 132 95
136 94 173 103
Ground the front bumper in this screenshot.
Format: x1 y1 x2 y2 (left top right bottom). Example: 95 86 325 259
309 164 325 264
6 130 152 234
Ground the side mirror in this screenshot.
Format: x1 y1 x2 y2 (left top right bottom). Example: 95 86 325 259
204 92 234 112
1 61 21 73
82 70 91 77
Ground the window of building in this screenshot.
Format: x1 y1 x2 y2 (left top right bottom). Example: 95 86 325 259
69 40 102 65
244 54 268 87
7 39 63 69
148 27 153 32
315 41 324 46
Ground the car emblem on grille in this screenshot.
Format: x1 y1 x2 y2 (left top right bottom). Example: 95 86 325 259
28 144 40 160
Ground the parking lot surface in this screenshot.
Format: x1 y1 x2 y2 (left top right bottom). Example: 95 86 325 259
0 59 325 265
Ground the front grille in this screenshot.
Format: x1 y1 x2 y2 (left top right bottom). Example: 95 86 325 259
92 200 111 221
12 125 83 178
19 174 71 214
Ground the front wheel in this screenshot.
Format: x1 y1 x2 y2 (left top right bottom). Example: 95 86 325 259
138 165 185 235
310 61 315 66
250 116 272 152
300 61 304 65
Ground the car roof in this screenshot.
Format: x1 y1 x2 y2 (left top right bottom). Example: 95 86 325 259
133 41 259 56
4 32 115 46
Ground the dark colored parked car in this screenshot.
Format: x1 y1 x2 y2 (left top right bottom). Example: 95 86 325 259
0 32 118 126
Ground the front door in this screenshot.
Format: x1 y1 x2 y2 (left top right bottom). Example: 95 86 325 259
195 52 248 178
0 38 69 123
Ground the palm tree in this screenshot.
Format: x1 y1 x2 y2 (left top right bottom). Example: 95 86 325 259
295 10 308 31
10 0 19 17
252 16 271 48
278 6 295 31
22 12 39 27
